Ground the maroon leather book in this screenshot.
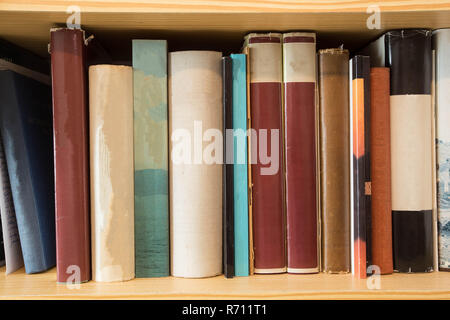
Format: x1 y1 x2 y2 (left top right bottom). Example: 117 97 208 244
244 33 286 273
283 33 319 273
50 28 90 283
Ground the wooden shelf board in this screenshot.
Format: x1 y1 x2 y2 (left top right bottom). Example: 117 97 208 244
1 1 450 57
0 267 449 299
2 0 450 13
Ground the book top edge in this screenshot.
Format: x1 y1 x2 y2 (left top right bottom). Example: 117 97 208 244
318 48 349 55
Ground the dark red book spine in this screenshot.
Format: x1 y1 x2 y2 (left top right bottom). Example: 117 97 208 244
283 33 319 273
50 28 90 283
246 33 286 273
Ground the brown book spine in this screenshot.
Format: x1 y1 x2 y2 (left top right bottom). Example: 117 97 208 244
50 28 91 283
283 33 319 273
370 67 393 274
318 48 351 273
245 33 286 273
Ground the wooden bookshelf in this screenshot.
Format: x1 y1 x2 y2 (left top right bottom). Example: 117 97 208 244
1 0 450 58
0 0 450 300
0 267 449 300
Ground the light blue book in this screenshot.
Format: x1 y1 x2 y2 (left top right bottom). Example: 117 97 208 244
231 54 249 276
132 40 169 277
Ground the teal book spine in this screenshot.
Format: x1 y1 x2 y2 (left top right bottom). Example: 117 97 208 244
231 54 249 276
132 40 169 277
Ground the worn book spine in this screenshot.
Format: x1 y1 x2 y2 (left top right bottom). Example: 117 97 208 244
50 28 91 283
223 56 234 278
231 53 249 277
434 28 450 271
0 131 23 274
0 68 55 274
386 30 434 273
244 33 286 274
370 67 393 274
350 55 372 279
89 65 134 282
283 32 318 273
318 48 351 273
132 40 169 278
169 51 223 278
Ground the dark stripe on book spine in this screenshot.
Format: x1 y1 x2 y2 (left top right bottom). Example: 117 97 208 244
248 36 281 44
283 36 315 43
385 29 432 95
392 210 433 272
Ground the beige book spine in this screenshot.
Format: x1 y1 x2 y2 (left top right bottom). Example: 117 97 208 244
89 65 135 282
169 51 223 278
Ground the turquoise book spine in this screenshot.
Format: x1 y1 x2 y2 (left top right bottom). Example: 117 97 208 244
231 53 249 276
132 40 169 277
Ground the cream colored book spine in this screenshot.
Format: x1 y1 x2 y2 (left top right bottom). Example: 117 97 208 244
89 65 135 282
169 51 223 278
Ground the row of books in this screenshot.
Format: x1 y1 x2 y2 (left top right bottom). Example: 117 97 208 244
0 28 449 283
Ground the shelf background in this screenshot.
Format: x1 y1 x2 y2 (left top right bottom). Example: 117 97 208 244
1 1 450 60
0 267 449 299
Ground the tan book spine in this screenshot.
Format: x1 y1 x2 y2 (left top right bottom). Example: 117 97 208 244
89 65 135 282
318 48 351 273
169 51 223 278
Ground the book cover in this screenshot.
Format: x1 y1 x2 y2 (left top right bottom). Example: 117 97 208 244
0 133 23 274
0 65 55 274
89 65 135 282
350 55 372 279
244 33 286 274
434 28 450 271
231 53 249 277
50 28 91 283
385 30 434 273
222 56 234 278
169 51 223 278
132 40 169 278
318 48 351 273
283 32 319 273
370 67 393 274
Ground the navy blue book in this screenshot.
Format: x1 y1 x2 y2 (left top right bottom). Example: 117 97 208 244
0 63 55 274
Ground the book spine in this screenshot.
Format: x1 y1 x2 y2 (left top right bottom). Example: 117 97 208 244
350 55 372 279
132 40 169 278
0 71 55 274
245 33 286 274
0 217 4 266
231 53 249 277
370 67 393 274
50 28 91 283
386 29 434 273
242 46 254 275
434 28 450 271
169 51 223 278
283 32 319 273
0 131 23 274
223 56 234 278
89 65 134 282
318 48 351 273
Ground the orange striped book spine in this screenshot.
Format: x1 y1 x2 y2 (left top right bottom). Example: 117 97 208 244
350 55 371 279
